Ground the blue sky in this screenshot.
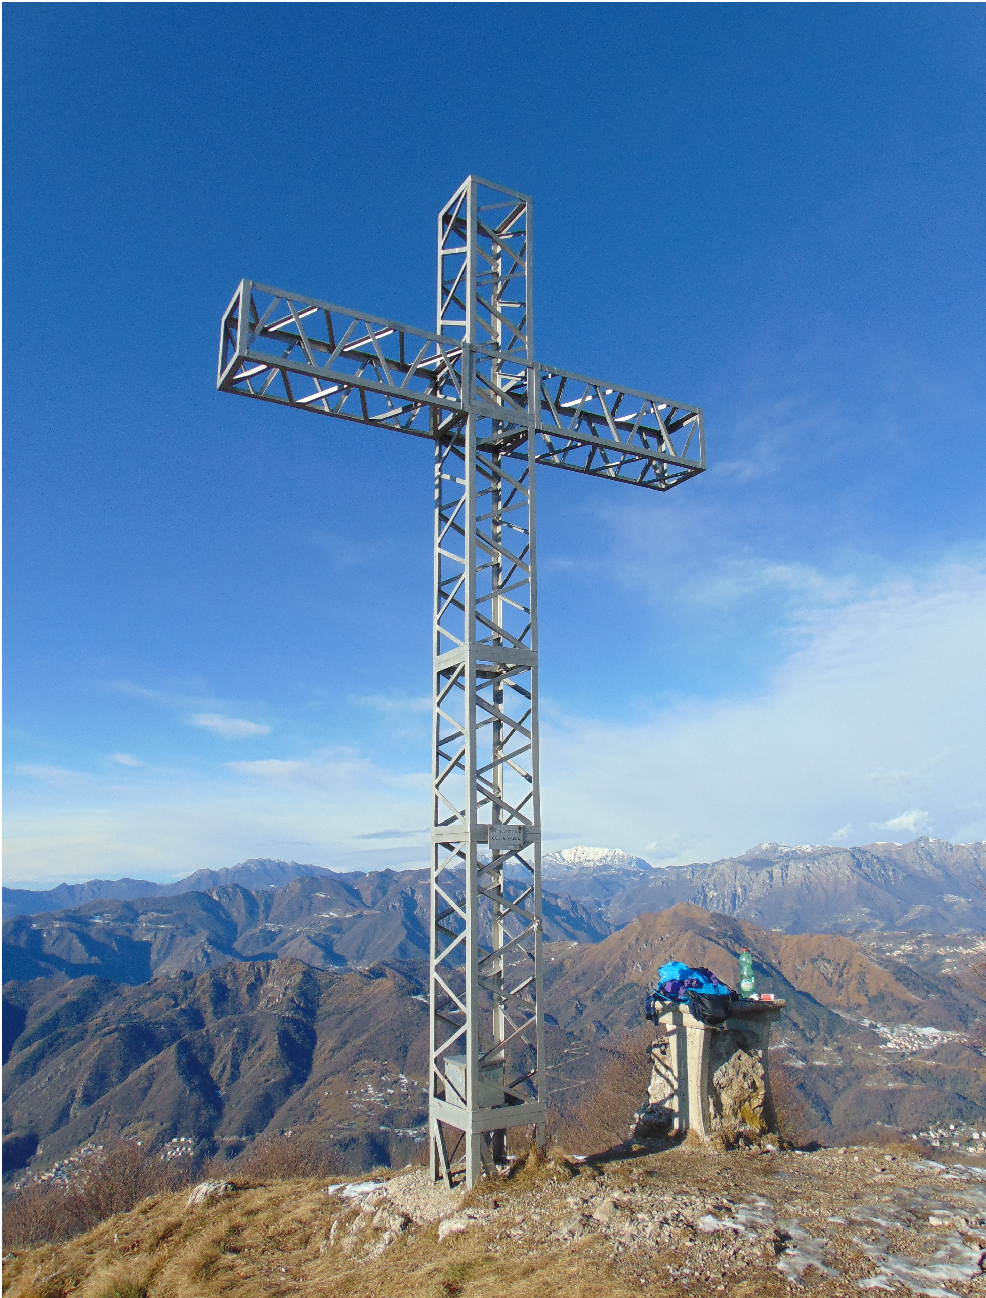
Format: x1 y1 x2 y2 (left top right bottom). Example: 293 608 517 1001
4 3 985 886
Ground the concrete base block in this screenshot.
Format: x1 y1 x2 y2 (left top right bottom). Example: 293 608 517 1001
635 1000 784 1144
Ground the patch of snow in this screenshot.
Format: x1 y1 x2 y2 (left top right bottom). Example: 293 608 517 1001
438 1215 476 1241
697 1214 745 1233
325 1180 388 1199
855 1234 984 1295
775 1227 840 1282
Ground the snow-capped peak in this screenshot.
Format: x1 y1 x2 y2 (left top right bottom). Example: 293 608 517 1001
542 846 651 872
749 842 830 856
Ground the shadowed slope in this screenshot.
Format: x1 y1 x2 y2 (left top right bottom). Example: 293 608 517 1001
3 959 430 1170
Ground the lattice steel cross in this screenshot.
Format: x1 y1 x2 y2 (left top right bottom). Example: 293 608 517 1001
217 176 705 1187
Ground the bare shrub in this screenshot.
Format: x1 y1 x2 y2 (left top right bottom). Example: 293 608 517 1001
3 1141 189 1251
1 1178 71 1252
557 1028 653 1155
226 1132 336 1183
972 883 986 1049
770 1062 823 1148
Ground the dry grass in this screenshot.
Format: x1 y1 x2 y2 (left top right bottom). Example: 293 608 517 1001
4 1142 958 1298
3 1133 354 1254
0 1176 653 1298
461 1139 579 1211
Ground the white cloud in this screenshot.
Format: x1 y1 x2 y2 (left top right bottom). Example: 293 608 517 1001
539 556 986 864
864 770 914 790
876 810 932 836
355 827 428 840
227 750 428 796
110 753 144 767
101 681 274 737
102 680 207 709
5 556 984 887
2 751 430 887
189 713 271 738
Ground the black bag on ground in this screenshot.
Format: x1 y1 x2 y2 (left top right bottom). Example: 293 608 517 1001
686 990 736 1026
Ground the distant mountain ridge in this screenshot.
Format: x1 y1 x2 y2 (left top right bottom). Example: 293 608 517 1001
541 845 655 910
5 837 985 938
2 859 335 918
2 870 613 985
542 845 653 872
548 837 986 934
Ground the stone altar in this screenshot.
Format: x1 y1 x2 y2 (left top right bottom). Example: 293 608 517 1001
635 1000 784 1143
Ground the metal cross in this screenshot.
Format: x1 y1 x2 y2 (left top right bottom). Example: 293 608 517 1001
217 176 705 1187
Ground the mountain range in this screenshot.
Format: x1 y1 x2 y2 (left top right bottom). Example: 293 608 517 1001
1 859 337 918
2 871 612 985
542 837 986 933
7 837 985 936
5 902 984 1179
3 835 984 1180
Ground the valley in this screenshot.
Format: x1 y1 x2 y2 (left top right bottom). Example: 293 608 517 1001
4 901 984 1182
3 836 983 1185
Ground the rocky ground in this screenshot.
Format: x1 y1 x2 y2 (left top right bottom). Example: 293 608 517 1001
4 1142 986 1298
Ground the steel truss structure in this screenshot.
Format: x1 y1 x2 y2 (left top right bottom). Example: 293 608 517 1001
217 177 705 1188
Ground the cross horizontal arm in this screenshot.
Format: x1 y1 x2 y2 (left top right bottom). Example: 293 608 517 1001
218 281 468 441
218 280 705 491
531 363 704 491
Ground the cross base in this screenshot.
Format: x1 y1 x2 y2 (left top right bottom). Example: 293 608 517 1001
430 1100 547 1188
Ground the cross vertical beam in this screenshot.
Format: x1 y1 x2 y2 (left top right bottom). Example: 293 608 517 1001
214 174 707 1191
430 180 545 1186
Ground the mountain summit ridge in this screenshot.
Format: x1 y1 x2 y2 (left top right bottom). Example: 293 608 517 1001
546 837 986 933
541 846 653 871
1 858 334 918
5 837 984 936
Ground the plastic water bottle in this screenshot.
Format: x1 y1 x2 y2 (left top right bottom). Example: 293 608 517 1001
738 950 755 998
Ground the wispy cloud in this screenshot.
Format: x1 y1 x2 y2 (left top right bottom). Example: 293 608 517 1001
110 753 144 767
226 751 427 792
540 555 986 864
7 555 983 887
3 751 430 887
864 770 914 790
190 714 271 739
16 764 90 787
352 694 432 716
355 827 428 840
100 681 273 738
101 680 206 709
